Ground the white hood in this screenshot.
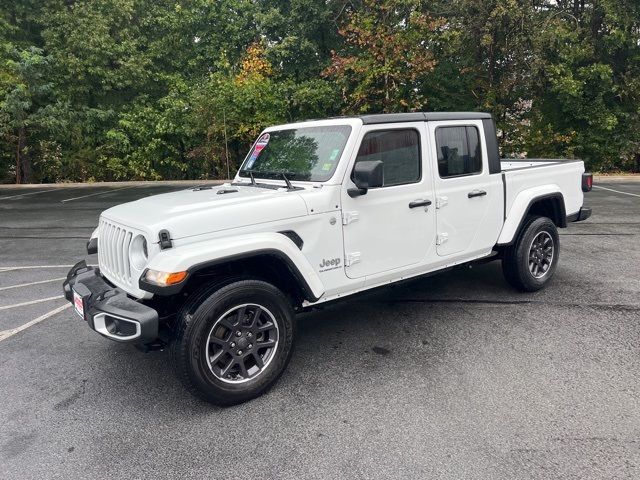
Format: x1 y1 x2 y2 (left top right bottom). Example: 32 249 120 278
101 184 310 240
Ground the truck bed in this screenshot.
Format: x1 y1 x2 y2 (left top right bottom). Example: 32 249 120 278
501 158 583 171
500 158 585 219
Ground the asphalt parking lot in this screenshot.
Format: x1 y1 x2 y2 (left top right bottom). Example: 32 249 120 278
0 179 638 479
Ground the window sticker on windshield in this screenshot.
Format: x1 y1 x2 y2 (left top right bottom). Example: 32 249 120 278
322 162 333 171
245 155 257 169
329 148 340 161
256 133 270 148
245 133 270 169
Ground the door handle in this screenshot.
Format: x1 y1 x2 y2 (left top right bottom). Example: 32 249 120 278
409 199 432 209
468 190 487 198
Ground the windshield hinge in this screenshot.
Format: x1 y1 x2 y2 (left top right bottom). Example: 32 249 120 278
436 233 449 245
342 211 359 225
345 252 361 267
436 196 448 209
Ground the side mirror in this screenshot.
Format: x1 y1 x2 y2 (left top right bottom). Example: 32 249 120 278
348 160 384 198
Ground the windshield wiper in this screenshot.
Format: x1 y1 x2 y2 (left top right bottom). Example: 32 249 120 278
235 170 302 191
281 172 293 190
235 170 269 189
280 172 305 191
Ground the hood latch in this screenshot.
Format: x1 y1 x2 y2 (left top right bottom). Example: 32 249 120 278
158 230 173 250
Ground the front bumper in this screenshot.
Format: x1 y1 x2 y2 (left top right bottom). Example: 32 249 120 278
63 261 158 343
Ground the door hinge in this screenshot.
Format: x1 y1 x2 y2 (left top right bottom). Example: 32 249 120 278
436 233 449 245
342 211 359 225
436 196 448 209
345 252 361 266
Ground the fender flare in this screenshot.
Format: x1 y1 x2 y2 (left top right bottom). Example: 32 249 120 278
496 187 565 246
140 232 325 301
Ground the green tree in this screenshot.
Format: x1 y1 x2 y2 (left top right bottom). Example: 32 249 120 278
0 46 67 182
324 0 442 113
526 0 640 170
2 0 640 182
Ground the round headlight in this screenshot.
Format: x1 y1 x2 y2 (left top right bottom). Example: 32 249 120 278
130 235 148 270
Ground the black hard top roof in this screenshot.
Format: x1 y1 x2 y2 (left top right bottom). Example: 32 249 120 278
357 112 492 124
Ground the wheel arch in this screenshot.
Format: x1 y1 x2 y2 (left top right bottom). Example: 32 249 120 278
141 233 325 306
182 250 321 306
497 191 566 246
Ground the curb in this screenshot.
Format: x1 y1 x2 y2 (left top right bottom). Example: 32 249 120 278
594 175 640 182
0 180 229 190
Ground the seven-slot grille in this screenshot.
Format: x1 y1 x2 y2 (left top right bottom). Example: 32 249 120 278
98 218 135 286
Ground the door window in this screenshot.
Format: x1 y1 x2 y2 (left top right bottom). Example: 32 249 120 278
354 129 420 186
435 126 482 178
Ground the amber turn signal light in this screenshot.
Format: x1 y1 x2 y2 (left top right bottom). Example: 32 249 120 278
144 269 188 286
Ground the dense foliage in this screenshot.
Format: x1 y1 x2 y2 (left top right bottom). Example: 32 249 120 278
1 0 639 183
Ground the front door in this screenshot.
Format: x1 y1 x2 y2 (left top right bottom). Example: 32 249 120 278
341 123 436 279
427 121 503 257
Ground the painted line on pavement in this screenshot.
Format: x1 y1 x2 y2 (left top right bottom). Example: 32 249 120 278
0 277 66 292
0 189 61 200
61 185 137 203
0 264 96 273
592 185 640 198
0 295 65 311
0 304 70 342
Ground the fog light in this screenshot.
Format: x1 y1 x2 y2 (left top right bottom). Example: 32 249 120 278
144 269 188 286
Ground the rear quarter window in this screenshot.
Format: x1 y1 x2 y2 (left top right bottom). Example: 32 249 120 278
435 126 482 178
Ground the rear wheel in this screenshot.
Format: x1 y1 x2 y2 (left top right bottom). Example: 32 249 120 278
502 215 560 292
171 279 295 405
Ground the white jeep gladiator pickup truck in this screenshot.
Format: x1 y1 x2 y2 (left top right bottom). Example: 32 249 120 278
63 112 593 405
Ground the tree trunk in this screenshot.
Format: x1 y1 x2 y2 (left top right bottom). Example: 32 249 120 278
15 127 30 184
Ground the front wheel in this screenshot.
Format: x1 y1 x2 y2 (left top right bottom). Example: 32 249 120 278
170 279 295 406
502 215 560 292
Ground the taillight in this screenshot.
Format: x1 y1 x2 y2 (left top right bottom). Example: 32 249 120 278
582 173 593 192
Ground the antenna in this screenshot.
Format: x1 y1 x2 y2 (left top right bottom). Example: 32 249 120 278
223 108 230 180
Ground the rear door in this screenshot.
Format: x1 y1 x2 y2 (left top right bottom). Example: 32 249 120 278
427 120 503 257
341 122 436 279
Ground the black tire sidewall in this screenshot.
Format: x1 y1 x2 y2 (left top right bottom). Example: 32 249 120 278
515 216 560 291
179 280 295 404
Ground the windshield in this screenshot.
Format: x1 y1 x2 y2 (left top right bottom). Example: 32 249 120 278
239 125 352 182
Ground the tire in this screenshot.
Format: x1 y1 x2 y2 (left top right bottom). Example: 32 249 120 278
170 279 295 406
502 215 560 292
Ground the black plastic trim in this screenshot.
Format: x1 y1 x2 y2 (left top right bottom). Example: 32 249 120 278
501 172 507 221
359 112 491 125
278 230 304 249
141 249 321 302
578 207 592 221
496 193 566 246
86 237 98 255
63 261 159 343
158 229 172 250
567 207 592 222
482 118 501 174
